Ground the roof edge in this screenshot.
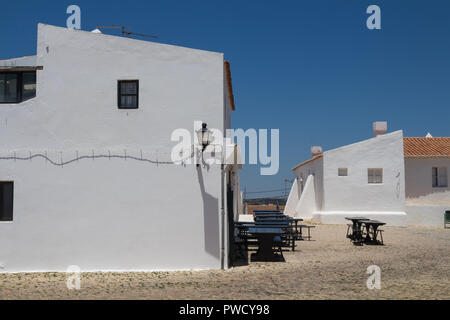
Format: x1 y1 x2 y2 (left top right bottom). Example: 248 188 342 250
224 61 235 111
292 154 323 171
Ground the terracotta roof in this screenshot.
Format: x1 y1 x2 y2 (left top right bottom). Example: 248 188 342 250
292 154 323 171
224 61 235 111
403 137 450 157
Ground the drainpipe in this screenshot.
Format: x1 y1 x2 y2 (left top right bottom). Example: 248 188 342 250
220 163 225 269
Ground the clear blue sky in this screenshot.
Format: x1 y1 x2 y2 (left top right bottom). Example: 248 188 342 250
2 0 450 196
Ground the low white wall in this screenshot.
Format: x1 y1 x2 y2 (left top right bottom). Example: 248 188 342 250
312 211 407 226
238 214 254 222
406 205 449 227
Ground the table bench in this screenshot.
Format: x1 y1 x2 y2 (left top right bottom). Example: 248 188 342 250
345 217 385 245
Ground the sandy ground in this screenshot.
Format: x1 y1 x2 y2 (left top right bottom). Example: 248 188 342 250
0 224 449 299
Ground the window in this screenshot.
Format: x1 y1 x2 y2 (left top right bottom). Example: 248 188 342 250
22 72 37 101
118 80 139 109
368 168 383 184
0 182 13 221
338 168 348 176
0 72 36 103
432 167 448 188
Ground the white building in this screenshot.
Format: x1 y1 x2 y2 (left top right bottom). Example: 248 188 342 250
285 122 450 227
0 23 241 272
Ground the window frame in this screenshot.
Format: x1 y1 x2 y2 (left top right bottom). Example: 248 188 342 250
0 71 36 104
338 168 348 176
0 181 14 222
117 80 139 109
432 167 448 188
368 168 383 184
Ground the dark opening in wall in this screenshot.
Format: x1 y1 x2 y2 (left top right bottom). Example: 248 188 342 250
0 182 13 221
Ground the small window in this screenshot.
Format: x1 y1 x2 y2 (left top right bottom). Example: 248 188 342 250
368 168 383 184
0 182 13 221
338 168 348 176
22 72 37 101
0 72 36 103
432 167 448 188
118 80 139 109
0 73 19 103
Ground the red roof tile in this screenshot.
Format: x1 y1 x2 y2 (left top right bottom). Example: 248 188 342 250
403 137 450 157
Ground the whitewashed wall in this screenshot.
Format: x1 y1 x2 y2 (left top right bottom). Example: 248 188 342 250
404 157 450 227
406 205 448 227
318 131 406 225
294 174 317 219
322 131 406 211
405 158 450 205
0 24 228 272
284 178 299 216
292 157 324 211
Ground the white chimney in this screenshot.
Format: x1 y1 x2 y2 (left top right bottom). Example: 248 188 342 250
373 121 387 137
311 146 322 157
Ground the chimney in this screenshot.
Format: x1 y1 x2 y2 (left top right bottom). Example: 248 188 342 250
373 121 387 137
311 146 322 157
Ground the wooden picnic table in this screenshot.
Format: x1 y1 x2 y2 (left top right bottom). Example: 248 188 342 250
254 214 288 218
247 227 284 261
362 220 386 244
345 217 370 243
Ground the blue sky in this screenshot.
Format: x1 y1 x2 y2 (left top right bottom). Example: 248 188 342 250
2 0 450 196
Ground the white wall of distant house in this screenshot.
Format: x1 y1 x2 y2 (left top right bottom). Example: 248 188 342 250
405 205 448 227
322 131 406 213
0 24 227 272
308 131 407 226
404 158 450 205
404 157 450 227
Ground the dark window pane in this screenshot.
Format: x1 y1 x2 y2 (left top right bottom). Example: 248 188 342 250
0 182 13 221
120 82 137 94
118 80 138 108
120 95 137 107
0 73 18 103
0 74 5 102
22 72 36 101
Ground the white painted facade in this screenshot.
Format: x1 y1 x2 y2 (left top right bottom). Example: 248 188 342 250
285 131 407 226
286 128 450 227
0 24 240 272
404 157 450 226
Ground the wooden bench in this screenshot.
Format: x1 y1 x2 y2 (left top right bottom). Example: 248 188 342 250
299 225 315 241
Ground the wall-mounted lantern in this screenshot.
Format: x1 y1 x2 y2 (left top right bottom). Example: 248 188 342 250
196 123 213 167
196 123 212 151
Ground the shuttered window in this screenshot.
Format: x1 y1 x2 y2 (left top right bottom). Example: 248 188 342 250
118 80 139 109
432 167 448 188
368 168 383 184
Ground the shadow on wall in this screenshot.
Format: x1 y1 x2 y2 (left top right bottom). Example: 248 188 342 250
197 167 220 259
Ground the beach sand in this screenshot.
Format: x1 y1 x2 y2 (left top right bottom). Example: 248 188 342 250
0 224 449 299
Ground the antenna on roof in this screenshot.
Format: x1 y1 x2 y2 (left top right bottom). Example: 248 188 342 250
95 25 158 39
